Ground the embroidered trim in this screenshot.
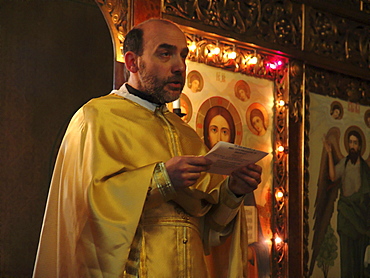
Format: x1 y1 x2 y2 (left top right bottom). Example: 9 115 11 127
153 162 177 201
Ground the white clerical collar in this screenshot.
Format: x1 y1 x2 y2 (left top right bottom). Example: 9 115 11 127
110 83 167 112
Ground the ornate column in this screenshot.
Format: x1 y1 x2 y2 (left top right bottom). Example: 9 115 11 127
95 0 161 89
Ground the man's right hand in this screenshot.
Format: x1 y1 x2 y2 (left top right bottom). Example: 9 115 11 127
165 156 212 189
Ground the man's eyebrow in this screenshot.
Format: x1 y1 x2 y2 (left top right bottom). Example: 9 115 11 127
157 43 176 50
157 43 189 53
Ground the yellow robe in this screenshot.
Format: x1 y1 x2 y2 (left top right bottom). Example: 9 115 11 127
33 85 248 278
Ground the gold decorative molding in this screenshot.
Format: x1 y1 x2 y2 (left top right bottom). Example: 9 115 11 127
164 0 302 50
272 64 289 278
303 80 311 278
305 65 370 105
184 27 289 81
305 8 370 71
163 0 370 81
294 0 370 23
182 26 290 277
289 60 304 123
95 0 132 62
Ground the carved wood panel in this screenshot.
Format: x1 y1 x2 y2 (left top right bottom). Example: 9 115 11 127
163 0 302 51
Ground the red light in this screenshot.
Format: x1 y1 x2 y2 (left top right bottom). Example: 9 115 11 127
268 63 277 69
266 58 285 70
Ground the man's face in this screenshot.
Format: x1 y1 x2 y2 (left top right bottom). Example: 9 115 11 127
348 134 361 164
348 135 360 153
208 115 231 148
136 22 189 104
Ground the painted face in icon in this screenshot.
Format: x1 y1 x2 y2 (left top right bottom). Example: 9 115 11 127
203 106 235 149
250 109 267 136
208 115 231 148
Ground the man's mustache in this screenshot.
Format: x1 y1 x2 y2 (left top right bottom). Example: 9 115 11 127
167 76 184 84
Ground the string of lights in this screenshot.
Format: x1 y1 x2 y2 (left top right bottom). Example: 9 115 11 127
183 29 290 277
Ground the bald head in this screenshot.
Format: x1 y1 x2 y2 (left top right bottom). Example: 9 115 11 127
123 18 185 57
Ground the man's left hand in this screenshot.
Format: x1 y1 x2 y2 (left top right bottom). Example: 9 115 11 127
228 164 262 196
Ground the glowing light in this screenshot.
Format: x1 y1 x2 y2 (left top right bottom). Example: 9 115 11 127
278 100 285 106
266 58 285 70
268 63 277 69
247 56 258 65
276 191 284 199
188 42 197 52
277 145 285 152
207 46 220 57
275 236 283 244
228 51 237 59
212 47 220 55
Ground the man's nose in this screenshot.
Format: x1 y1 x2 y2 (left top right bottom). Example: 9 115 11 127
172 56 186 73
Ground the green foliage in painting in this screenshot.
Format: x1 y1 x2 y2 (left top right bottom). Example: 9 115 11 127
317 224 338 278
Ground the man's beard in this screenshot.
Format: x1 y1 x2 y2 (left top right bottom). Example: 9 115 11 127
137 63 184 105
348 148 360 164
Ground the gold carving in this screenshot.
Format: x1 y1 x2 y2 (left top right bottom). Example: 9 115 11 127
164 0 302 48
95 0 131 62
306 65 370 105
306 8 370 70
182 27 290 277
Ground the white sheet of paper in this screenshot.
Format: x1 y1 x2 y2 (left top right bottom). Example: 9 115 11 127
204 141 269 175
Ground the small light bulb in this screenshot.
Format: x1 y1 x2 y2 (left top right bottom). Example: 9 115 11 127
275 236 283 244
269 63 277 69
278 100 285 106
228 51 237 59
247 56 258 65
189 42 197 52
212 47 220 55
276 191 284 198
277 145 285 152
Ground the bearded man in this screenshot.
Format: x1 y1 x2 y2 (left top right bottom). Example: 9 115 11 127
33 18 262 277
324 130 370 277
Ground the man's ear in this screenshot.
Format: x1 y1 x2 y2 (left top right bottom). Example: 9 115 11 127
124 51 138 73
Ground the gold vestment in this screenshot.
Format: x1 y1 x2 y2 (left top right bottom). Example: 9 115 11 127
33 85 249 278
